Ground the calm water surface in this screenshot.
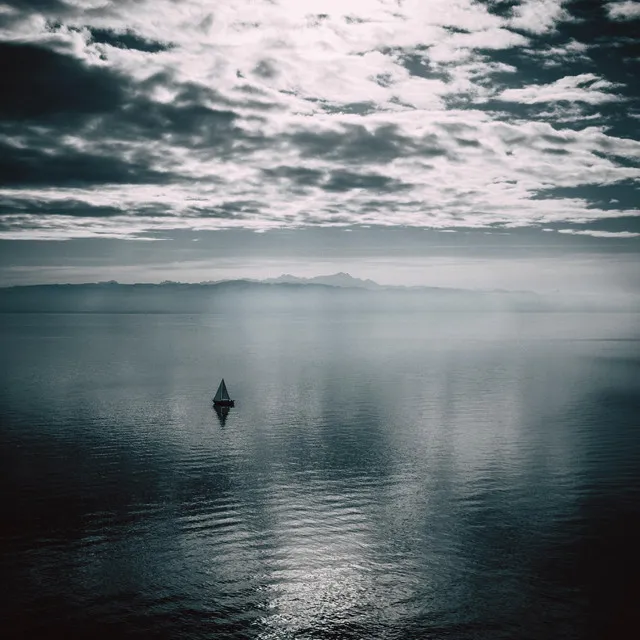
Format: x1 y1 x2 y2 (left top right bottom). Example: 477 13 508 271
1 310 639 639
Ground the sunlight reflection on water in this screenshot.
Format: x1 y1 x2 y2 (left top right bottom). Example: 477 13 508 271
0 311 639 639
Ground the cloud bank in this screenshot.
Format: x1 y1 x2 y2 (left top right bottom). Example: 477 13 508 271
0 0 638 239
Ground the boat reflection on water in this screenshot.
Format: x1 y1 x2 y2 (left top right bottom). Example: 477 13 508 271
213 404 230 426
212 378 235 426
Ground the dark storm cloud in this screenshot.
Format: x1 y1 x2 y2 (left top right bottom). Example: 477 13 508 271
290 124 408 163
0 5 180 171
2 0 69 11
0 197 127 218
0 42 126 123
0 40 241 188
0 139 171 187
263 166 324 187
187 200 265 220
323 170 410 193
70 73 269 159
290 124 450 163
146 105 238 141
0 39 239 139
263 166 410 194
112 99 239 150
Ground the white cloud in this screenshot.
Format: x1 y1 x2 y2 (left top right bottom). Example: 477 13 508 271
0 0 638 240
535 39 590 67
497 73 623 104
557 229 640 238
509 0 572 34
2 111 639 235
606 1 640 20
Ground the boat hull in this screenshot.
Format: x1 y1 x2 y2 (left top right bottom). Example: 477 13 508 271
213 400 235 407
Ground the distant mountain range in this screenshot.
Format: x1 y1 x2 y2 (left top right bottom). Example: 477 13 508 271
193 272 385 290
261 272 384 290
198 272 472 292
0 274 635 313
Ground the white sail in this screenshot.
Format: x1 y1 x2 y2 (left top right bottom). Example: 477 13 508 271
214 379 230 402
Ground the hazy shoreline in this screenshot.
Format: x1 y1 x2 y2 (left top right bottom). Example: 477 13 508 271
0 279 637 314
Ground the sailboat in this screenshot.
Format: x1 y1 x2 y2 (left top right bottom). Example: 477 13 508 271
213 378 235 408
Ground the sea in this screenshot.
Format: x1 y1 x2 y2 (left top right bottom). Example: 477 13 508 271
1 308 639 639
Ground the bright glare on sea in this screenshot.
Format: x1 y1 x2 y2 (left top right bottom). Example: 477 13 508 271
1 309 639 639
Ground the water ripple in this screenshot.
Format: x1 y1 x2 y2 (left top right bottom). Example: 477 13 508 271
1 311 639 639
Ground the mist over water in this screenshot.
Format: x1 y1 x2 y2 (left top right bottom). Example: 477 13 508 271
1 305 639 639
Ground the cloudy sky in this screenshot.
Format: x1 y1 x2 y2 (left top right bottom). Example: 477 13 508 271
0 0 638 290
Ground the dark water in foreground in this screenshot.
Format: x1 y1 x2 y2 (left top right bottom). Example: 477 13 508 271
1 310 639 639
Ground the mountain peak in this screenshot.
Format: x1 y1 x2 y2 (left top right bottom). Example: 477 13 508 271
263 272 382 289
